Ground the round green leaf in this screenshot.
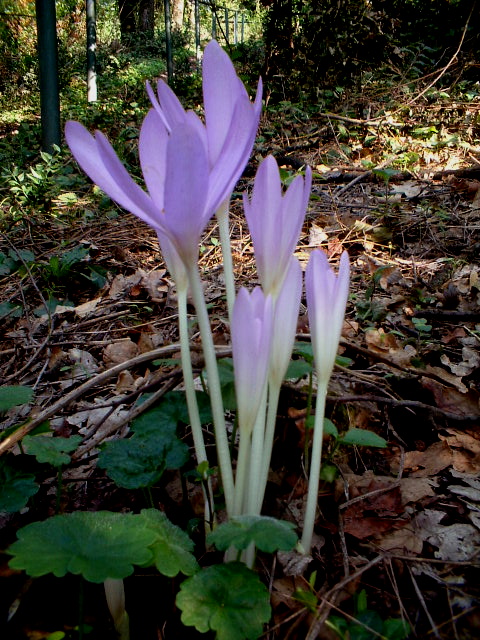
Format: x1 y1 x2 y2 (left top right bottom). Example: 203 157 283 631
0 456 39 513
207 515 297 553
0 385 34 412
139 509 199 577
176 562 271 640
23 435 82 467
8 511 156 582
339 428 387 448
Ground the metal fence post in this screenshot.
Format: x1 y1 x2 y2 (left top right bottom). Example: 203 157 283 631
195 0 200 68
35 0 61 152
241 13 245 43
164 0 173 82
224 7 229 44
86 0 97 102
234 11 238 44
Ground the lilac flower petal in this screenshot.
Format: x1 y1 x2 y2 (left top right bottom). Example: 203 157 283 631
270 257 303 385
306 250 350 383
65 121 160 228
232 287 273 433
203 40 246 163
139 109 168 207
156 231 188 290
244 156 311 295
155 79 189 130
163 124 209 263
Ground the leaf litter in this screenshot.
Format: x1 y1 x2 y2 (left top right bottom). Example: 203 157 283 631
1 92 480 639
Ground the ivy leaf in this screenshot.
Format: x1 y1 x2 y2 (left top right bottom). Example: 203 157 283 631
23 435 82 467
0 456 39 513
0 385 34 412
339 428 387 448
207 515 297 553
176 562 271 640
8 511 156 582
139 509 199 577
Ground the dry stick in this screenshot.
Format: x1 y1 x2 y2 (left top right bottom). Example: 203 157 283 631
72 370 183 459
408 565 442 639
305 554 385 640
0 343 231 456
1 232 53 383
334 154 397 199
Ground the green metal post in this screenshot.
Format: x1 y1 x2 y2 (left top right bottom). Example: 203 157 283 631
35 0 61 152
87 0 97 102
164 0 173 82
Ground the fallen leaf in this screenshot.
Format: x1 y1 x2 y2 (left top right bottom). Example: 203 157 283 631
103 339 139 367
439 429 480 474
421 377 480 417
402 440 453 477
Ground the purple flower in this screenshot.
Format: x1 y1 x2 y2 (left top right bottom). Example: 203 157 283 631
269 257 303 387
243 155 311 296
146 39 262 207
65 40 262 271
305 250 350 384
231 287 273 434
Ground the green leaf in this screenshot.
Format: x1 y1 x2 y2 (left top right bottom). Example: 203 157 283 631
207 515 297 553
293 342 314 363
285 359 312 380
0 385 34 412
339 429 387 448
98 399 190 489
216 358 237 411
323 418 338 438
176 562 271 640
382 617 410 640
133 390 212 433
8 511 156 582
23 434 82 467
0 456 39 513
139 509 199 577
350 610 383 640
0 302 22 318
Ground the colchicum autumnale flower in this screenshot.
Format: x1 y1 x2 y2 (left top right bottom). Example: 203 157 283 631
65 39 262 271
243 155 311 297
301 249 350 554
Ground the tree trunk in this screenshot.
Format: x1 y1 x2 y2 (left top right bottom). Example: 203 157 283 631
171 0 184 30
118 0 138 38
138 0 154 34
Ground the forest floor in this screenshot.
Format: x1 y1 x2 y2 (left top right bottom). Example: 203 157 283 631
0 84 480 639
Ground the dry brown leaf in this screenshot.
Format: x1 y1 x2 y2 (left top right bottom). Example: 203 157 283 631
439 428 480 474
402 440 453 477
103 339 139 367
421 377 480 417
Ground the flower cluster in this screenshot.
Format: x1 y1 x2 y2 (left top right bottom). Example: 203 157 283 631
66 40 350 557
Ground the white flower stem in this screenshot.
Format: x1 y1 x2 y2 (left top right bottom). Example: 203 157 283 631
257 380 281 513
104 579 129 640
247 384 268 515
216 199 235 321
187 263 234 515
232 428 251 516
177 285 214 527
301 379 328 555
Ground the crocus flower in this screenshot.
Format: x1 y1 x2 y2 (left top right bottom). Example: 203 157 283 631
305 250 350 384
231 287 273 435
146 40 263 208
243 155 312 297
